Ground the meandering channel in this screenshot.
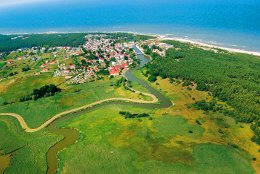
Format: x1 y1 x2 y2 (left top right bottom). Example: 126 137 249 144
0 46 173 174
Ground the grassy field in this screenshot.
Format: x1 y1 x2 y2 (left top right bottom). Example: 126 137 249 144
0 154 11 174
51 70 256 174
0 69 258 173
0 117 61 174
135 69 260 171
0 73 65 103
0 74 151 128
56 103 254 174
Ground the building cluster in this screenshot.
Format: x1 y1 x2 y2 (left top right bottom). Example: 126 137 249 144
141 40 173 56
53 58 102 84
83 34 134 76
53 61 98 84
2 34 137 84
52 34 135 84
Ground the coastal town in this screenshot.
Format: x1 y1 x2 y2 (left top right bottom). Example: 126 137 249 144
1 0 260 173
0 34 172 84
51 34 136 84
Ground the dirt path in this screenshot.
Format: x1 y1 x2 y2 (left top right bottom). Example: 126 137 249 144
0 91 158 133
0 67 162 133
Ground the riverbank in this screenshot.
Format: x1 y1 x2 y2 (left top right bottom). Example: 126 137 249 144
0 68 170 173
134 44 153 60
0 97 159 133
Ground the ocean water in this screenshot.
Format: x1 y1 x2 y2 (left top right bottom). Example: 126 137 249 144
0 0 260 51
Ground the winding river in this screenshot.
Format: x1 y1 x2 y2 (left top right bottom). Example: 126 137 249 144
0 46 172 174
46 46 172 174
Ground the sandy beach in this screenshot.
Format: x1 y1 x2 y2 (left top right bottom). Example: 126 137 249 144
2 30 260 57
157 35 260 57
115 31 260 57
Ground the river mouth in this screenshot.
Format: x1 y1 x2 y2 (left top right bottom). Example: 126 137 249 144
45 46 172 174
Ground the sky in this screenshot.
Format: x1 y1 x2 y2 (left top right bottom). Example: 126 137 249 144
0 0 48 7
1 0 259 8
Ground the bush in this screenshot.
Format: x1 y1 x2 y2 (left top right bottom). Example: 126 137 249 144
187 87 192 91
20 95 32 102
22 65 31 72
148 75 157 82
119 111 150 119
251 135 260 145
195 119 202 125
33 84 61 100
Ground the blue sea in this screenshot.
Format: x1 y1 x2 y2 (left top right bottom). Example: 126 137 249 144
0 0 260 51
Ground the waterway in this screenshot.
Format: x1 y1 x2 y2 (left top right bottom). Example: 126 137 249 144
45 46 172 174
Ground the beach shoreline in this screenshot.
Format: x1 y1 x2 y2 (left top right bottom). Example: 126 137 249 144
1 30 260 57
137 32 260 57
158 36 260 57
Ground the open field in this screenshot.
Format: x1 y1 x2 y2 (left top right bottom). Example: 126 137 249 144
0 73 65 103
0 69 258 173
0 69 257 173
56 105 254 174
0 67 157 173
0 74 151 128
134 69 260 171
50 70 257 174
0 117 61 174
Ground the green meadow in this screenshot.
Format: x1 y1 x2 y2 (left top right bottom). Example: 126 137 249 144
0 117 61 174
0 74 150 128
56 104 254 174
0 69 257 173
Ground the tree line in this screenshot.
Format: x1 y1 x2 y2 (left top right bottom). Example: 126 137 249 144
119 111 150 119
144 40 260 144
0 33 87 53
20 84 61 102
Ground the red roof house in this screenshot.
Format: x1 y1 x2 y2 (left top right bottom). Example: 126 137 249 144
109 67 120 76
69 63 76 70
109 63 128 76
41 68 49 72
7 59 13 64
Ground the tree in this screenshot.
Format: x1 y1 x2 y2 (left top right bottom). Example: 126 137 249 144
33 84 61 100
22 65 31 72
81 59 88 66
144 39 260 145
148 75 157 82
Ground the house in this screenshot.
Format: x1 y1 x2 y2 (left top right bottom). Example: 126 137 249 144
109 63 128 76
114 63 128 70
69 63 76 70
50 60 56 65
64 69 70 74
40 63 48 68
17 56 23 60
109 67 120 76
41 68 49 72
75 51 82 56
7 59 14 64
